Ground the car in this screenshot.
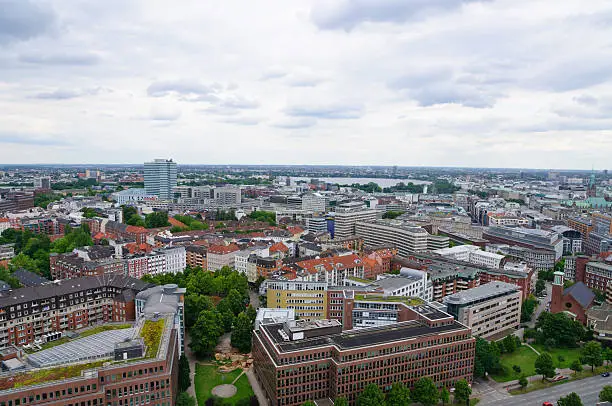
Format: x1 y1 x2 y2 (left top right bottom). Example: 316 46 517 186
543 402 553 406
602 372 610 377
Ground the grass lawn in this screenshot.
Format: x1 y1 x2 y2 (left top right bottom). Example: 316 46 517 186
529 344 582 369
195 364 254 405
491 345 538 382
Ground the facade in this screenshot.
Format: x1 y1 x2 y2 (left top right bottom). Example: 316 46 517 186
584 261 612 293
113 188 156 205
356 220 448 257
185 245 207 269
306 216 327 233
144 159 177 200
253 314 475 406
444 282 522 339
213 186 242 206
0 274 151 350
265 280 328 320
434 245 504 269
334 207 379 240
206 244 240 271
301 193 326 213
0 244 15 261
33 177 51 190
550 272 595 325
283 254 365 286
482 226 563 260
487 214 529 227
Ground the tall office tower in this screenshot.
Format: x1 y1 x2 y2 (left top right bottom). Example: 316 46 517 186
144 159 177 200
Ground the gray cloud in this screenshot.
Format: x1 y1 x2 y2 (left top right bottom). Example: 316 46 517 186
260 67 288 81
19 52 101 66
271 118 318 129
147 79 222 98
220 116 261 126
0 132 69 146
32 87 105 100
284 103 364 119
573 95 599 106
530 56 612 92
0 0 56 44
149 110 181 121
311 0 488 30
218 96 259 109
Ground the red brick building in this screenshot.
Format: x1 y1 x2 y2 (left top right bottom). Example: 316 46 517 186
550 271 596 325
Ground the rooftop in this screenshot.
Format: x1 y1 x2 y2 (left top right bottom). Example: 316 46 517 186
353 294 424 306
443 282 520 305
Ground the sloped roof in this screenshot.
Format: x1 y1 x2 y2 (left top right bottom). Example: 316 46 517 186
563 282 595 309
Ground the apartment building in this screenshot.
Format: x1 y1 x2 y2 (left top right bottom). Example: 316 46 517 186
144 158 177 200
265 280 328 320
356 220 448 256
253 313 475 406
0 244 14 261
185 245 207 269
206 244 240 271
583 261 612 293
434 245 504 269
443 282 522 339
50 253 126 280
334 206 379 240
282 254 365 286
0 274 152 350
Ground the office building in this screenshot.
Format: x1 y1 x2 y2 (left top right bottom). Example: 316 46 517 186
334 206 379 240
356 220 449 256
33 177 51 190
434 245 504 269
113 188 156 205
265 280 328 320
253 312 475 406
306 216 328 233
301 193 326 213
444 282 522 340
483 226 563 260
213 186 242 206
144 159 177 200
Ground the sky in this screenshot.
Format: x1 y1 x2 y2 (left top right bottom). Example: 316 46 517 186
1 0 612 169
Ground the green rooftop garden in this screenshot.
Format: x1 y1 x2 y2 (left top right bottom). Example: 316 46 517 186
347 276 372 284
354 294 425 306
0 360 107 391
141 319 165 358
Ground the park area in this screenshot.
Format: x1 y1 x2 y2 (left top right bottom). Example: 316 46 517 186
194 364 254 405
491 344 583 382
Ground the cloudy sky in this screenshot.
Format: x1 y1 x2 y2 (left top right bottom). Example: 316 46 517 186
1 0 612 169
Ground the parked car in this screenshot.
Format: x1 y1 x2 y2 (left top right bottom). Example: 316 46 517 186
602 372 610 377
543 402 553 406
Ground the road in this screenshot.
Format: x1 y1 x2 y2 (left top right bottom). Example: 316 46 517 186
479 375 611 406
528 281 551 328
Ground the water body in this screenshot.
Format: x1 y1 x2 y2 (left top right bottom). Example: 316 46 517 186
291 177 431 188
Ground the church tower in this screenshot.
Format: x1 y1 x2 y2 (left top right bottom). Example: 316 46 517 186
550 271 564 314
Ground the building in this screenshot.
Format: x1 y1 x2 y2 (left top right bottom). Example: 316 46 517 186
50 253 126 280
0 192 34 213
356 220 448 256
253 313 475 406
206 244 240 271
482 226 563 260
0 244 14 261
301 193 326 213
567 216 593 239
0 308 180 406
334 206 379 240
486 213 529 227
550 271 596 325
33 177 51 190
235 246 270 275
265 280 328 320
282 254 365 286
487 244 557 272
135 283 186 355
185 245 207 269
434 245 504 269
586 302 612 342
113 188 156 205
0 218 11 234
144 158 177 200
583 261 612 293
0 274 152 350
305 216 327 233
213 186 242 206
444 282 522 340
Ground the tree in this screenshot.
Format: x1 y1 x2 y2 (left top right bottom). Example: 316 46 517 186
535 279 546 296
521 296 538 323
580 341 603 372
570 359 583 373
412 378 438 406
335 398 348 406
145 211 169 228
518 376 528 391
303 402 316 406
454 379 472 406
439 387 450 405
0 267 20 288
176 393 196 406
178 354 191 391
535 353 556 380
557 392 583 406
386 382 410 406
473 337 501 378
231 312 254 353
503 335 517 353
600 386 612 403
184 294 214 328
190 311 224 357
536 312 584 347
512 365 521 374
356 383 385 406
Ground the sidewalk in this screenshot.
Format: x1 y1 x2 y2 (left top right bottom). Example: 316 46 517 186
246 369 269 406
184 331 198 402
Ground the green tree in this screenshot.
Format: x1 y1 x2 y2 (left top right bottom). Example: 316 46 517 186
303 402 316 406
518 376 528 391
600 386 612 403
512 365 521 374
145 211 170 228
454 379 472 406
178 354 191 391
535 279 546 296
535 312 584 347
0 267 20 288
386 382 410 406
557 392 583 406
503 335 517 353
535 353 556 380
184 294 214 328
334 398 348 406
226 288 247 315
521 296 538 323
439 387 450 405
190 311 223 357
412 378 438 406
474 337 501 378
356 383 385 406
176 393 196 406
570 359 583 373
231 312 254 353
580 341 603 372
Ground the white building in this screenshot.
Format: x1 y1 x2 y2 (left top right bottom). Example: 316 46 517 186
301 193 326 213
0 218 11 234
213 186 242 206
434 245 504 269
378 269 433 301
355 219 447 256
112 188 156 205
305 217 327 233
144 159 177 200
207 244 240 271
234 246 270 275
334 206 380 239
163 246 187 274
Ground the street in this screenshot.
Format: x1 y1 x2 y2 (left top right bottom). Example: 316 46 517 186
528 281 551 328
479 375 611 406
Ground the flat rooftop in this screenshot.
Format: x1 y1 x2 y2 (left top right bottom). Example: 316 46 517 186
443 282 520 305
263 320 468 353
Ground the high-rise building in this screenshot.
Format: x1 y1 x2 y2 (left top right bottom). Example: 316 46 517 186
144 159 177 200
33 176 51 189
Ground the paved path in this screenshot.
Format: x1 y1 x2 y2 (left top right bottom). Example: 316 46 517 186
249 288 261 309
246 369 269 406
480 374 611 405
184 331 198 402
232 369 246 384
528 281 551 328
525 343 541 355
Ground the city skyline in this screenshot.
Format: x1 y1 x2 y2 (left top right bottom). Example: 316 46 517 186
2 0 612 168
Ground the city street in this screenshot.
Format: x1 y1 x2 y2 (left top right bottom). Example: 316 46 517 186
528 281 551 328
479 375 611 406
